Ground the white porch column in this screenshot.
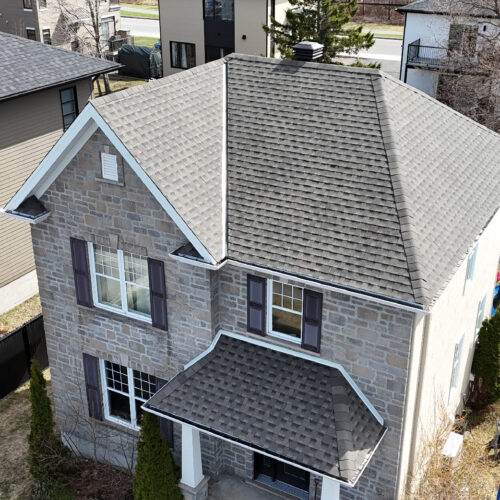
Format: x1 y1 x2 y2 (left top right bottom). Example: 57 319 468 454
321 477 340 500
181 424 204 488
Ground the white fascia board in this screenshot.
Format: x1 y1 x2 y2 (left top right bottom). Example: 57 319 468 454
4 103 216 265
0 208 51 224
184 330 384 426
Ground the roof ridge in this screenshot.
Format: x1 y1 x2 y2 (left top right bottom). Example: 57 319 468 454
371 74 426 305
381 71 500 141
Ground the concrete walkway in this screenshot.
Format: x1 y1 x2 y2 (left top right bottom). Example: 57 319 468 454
209 475 291 500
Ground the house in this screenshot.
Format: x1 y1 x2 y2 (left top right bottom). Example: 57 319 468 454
398 0 500 128
0 0 121 53
159 0 289 75
0 32 119 312
3 50 500 499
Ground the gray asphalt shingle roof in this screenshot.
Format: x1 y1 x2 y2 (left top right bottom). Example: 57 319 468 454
398 0 498 16
90 54 500 309
145 334 385 484
0 32 120 101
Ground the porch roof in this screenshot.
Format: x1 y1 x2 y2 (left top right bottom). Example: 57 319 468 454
143 332 386 485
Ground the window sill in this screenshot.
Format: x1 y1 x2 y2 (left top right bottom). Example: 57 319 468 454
268 330 301 344
95 176 125 187
103 415 141 435
24 8 33 11
245 330 320 357
95 302 152 325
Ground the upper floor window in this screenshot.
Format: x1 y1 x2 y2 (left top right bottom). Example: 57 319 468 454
89 244 151 321
247 274 322 353
39 0 47 8
100 359 156 430
170 41 196 69
449 24 478 57
23 0 32 9
204 0 234 21
42 28 51 44
102 16 115 41
269 280 303 342
26 28 36 40
60 87 78 130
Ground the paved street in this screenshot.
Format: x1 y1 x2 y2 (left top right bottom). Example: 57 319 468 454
121 16 160 38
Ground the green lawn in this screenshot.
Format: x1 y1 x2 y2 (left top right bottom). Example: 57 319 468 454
133 36 159 47
120 1 158 10
121 9 159 19
0 294 41 339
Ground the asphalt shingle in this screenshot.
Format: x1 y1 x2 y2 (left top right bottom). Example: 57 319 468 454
0 32 120 101
145 334 385 484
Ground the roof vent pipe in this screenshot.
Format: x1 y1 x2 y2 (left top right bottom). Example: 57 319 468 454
292 41 324 61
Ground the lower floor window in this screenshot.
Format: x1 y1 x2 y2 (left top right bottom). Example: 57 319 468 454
26 28 36 41
170 41 196 69
100 360 157 429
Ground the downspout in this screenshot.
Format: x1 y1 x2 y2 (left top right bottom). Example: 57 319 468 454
400 12 408 81
397 312 432 497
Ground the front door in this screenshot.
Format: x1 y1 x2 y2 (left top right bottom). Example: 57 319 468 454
254 453 310 493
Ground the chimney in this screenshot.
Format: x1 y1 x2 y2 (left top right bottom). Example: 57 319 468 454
292 41 324 61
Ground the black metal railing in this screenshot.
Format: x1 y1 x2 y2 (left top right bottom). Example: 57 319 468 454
407 39 450 67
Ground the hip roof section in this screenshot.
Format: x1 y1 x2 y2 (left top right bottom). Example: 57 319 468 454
0 33 120 101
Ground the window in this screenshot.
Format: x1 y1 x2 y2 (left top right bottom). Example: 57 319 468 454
268 280 303 342
60 87 78 130
449 24 478 57
205 45 233 63
463 244 478 293
204 0 234 21
476 295 487 334
23 0 32 9
170 41 196 69
39 0 47 8
101 153 118 181
449 334 464 402
71 39 80 52
42 28 51 44
102 16 115 41
89 244 151 321
26 28 36 40
100 360 156 429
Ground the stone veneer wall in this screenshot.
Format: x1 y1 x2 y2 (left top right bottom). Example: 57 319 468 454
31 127 416 499
217 265 415 499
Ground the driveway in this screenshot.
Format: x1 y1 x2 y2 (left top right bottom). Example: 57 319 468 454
120 17 160 38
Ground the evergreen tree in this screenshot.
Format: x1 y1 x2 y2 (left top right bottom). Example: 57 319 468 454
133 412 182 500
263 0 375 64
28 360 65 483
472 310 500 403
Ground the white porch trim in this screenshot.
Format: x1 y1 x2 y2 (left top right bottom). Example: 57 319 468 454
321 477 340 500
181 424 204 488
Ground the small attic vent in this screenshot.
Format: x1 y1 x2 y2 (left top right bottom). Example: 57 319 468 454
101 153 118 181
292 41 324 61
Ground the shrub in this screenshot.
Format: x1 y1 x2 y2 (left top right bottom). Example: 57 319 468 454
471 310 500 404
27 360 66 484
133 412 182 500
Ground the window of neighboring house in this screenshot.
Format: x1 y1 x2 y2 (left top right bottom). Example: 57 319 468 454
475 294 487 335
59 87 78 130
449 24 478 57
23 0 32 9
205 45 233 63
88 244 151 321
204 0 234 21
71 39 80 52
449 334 464 403
100 359 157 429
102 16 115 41
170 41 196 69
39 0 47 9
42 28 51 44
26 28 36 40
464 244 478 290
268 280 303 342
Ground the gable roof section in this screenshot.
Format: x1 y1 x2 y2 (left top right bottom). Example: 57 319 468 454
92 60 226 262
0 32 120 102
398 0 498 17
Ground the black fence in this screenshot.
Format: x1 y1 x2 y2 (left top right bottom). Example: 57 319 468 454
354 1 409 23
0 315 48 399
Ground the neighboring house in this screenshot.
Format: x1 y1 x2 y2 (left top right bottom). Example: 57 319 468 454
0 33 119 312
0 0 121 53
159 0 289 75
398 0 500 129
3 51 500 500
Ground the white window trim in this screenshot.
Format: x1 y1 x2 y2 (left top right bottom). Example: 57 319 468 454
99 360 149 431
88 242 152 324
266 279 302 345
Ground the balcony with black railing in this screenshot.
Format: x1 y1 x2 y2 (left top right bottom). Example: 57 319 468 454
406 39 450 68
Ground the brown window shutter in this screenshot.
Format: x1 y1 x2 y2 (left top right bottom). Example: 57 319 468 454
82 353 103 420
301 289 323 353
148 258 168 331
247 275 266 336
156 377 174 448
70 237 92 307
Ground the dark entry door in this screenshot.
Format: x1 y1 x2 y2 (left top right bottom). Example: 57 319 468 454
254 453 310 492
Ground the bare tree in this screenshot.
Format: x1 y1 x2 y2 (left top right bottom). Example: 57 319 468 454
433 0 500 131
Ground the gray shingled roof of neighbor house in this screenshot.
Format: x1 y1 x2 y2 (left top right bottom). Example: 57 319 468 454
398 0 498 17
145 334 385 485
0 32 120 101
90 54 500 309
